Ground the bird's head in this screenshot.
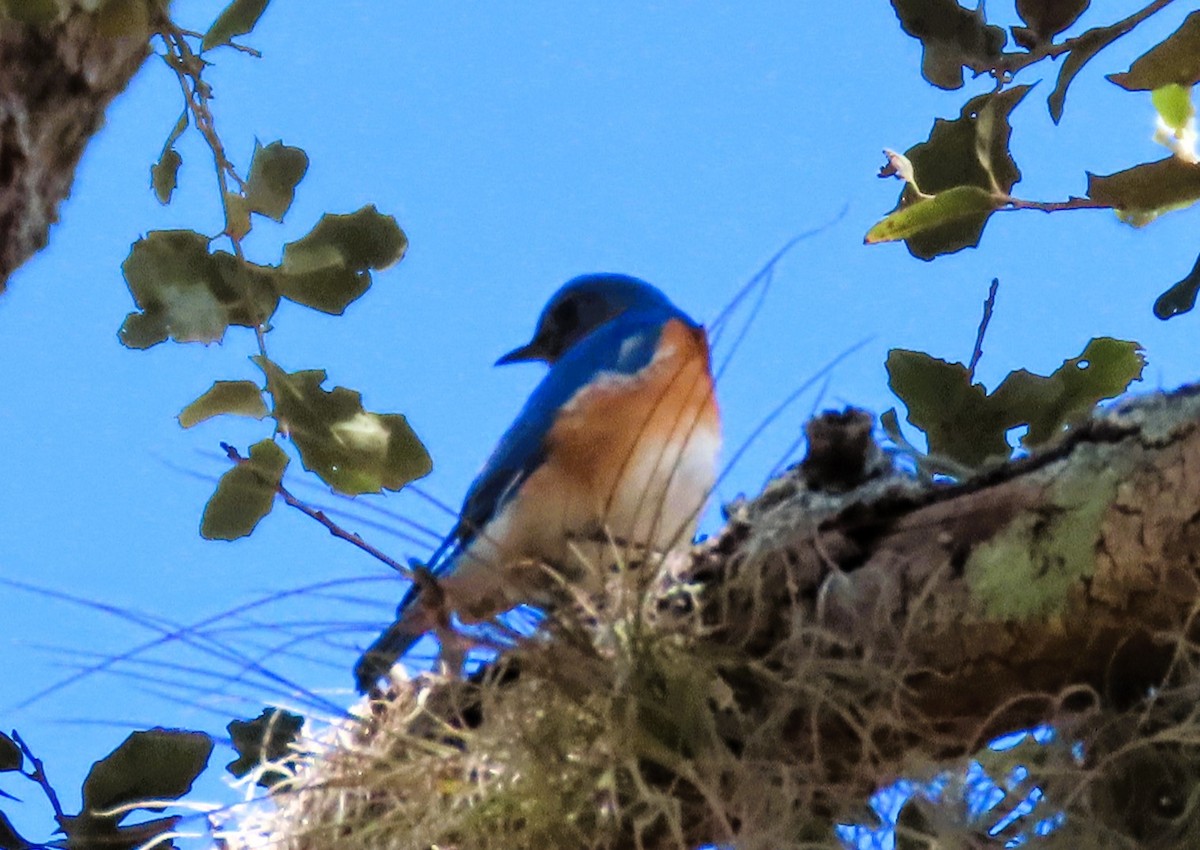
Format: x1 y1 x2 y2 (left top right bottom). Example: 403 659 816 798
496 273 678 366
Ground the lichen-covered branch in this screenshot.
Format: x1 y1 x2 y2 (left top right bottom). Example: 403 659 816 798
698 388 1200 755
230 386 1200 849
0 9 150 292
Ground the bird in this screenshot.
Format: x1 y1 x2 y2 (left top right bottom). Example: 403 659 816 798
354 273 720 693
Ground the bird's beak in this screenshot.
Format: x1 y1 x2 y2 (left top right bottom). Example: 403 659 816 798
495 340 543 366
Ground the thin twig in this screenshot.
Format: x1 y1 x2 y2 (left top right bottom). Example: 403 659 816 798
155 16 269 358
223 40 263 58
155 21 247 260
967 278 999 382
12 731 65 823
220 443 413 578
1002 195 1113 213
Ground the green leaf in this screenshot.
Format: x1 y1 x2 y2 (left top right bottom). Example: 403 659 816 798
882 86 1029 259
118 230 280 349
990 338 1146 446
201 439 288 541
1087 157 1200 226
201 0 269 51
151 148 181 205
1048 17 1139 122
1012 0 1088 48
888 338 1144 469
889 0 1007 90
178 380 268 428
865 185 999 244
242 140 309 222
1151 83 1194 132
1108 10 1200 91
256 357 432 495
1154 252 1200 320
81 729 212 820
226 708 304 787
887 350 1013 467
0 732 20 772
150 111 187 206
275 205 407 315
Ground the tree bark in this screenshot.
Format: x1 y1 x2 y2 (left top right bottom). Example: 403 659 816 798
255 386 1200 850
662 385 1200 842
0 8 149 292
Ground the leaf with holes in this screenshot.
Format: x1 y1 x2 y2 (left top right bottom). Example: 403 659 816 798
275 205 407 315
256 357 431 495
118 231 280 349
179 381 268 428
889 339 1143 468
201 0 269 51
201 440 288 540
990 338 1145 447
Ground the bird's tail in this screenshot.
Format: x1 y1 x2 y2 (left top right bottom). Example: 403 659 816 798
354 583 428 694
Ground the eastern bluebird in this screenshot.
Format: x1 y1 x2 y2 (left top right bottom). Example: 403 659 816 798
354 273 720 693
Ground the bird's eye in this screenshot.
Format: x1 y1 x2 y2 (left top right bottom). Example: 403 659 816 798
550 299 579 334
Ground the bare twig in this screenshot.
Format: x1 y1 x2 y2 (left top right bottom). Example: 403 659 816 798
967 278 999 382
223 40 263 58
1002 196 1113 213
12 730 65 824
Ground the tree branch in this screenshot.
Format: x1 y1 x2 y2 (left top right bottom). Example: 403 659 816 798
220 443 414 579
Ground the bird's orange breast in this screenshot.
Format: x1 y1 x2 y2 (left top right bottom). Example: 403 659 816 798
544 317 720 552
438 317 720 618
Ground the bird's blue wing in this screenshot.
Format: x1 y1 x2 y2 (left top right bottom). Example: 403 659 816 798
355 306 691 692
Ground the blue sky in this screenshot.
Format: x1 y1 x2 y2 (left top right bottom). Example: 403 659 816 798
1 0 1198 843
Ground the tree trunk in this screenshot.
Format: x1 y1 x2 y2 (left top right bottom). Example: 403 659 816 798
0 7 149 292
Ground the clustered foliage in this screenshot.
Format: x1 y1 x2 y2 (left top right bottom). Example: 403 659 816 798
3 1 1200 849
871 0 1200 477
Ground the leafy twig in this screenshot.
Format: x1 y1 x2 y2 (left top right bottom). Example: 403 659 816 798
992 0 1177 77
220 443 413 578
154 18 268 362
